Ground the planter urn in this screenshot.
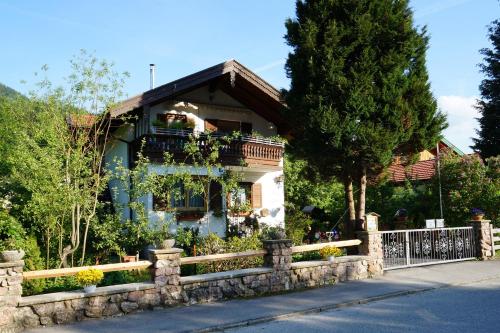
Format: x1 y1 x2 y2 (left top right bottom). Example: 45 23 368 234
160 239 176 249
0 249 25 262
83 285 97 293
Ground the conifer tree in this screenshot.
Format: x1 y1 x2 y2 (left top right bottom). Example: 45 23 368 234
284 0 446 236
472 20 500 158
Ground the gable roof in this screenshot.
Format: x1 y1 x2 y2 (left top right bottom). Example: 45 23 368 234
387 159 436 182
387 138 464 182
110 60 287 131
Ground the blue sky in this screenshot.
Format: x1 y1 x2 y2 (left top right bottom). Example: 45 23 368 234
1 0 498 152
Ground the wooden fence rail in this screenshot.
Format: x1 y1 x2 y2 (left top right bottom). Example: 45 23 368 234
22 261 152 280
21 239 362 280
290 239 361 254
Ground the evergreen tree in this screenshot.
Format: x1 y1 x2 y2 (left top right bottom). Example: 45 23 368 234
284 0 446 236
472 20 500 158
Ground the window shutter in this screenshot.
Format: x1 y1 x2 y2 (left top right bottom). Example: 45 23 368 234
204 119 218 132
251 183 262 208
209 181 223 211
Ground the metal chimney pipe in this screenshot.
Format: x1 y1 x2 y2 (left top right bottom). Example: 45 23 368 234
150 64 156 89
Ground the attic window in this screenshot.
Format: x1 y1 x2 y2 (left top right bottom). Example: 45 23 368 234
157 113 187 127
204 119 252 134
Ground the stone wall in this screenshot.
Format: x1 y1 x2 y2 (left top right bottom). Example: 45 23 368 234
290 256 379 289
16 283 160 330
2 241 384 332
179 256 381 305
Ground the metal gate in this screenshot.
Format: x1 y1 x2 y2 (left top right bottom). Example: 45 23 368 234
381 227 476 270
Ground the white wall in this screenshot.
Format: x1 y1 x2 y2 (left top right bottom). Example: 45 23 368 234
105 125 135 221
149 87 278 137
237 169 285 228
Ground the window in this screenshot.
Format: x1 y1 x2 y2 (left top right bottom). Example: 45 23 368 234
229 182 252 208
153 181 205 211
157 113 187 129
204 119 252 135
227 182 262 215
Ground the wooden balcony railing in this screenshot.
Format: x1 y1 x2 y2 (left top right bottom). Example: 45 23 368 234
133 130 284 167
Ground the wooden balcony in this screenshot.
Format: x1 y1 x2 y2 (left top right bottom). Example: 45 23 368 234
132 129 284 167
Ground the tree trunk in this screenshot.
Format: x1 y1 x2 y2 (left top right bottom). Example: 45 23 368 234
46 228 50 270
356 166 367 231
343 176 356 239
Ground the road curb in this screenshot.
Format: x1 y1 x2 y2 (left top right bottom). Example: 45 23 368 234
189 274 500 333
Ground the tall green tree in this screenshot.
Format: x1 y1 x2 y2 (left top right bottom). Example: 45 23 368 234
284 0 446 236
472 19 500 158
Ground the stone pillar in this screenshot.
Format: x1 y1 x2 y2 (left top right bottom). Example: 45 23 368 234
469 220 493 260
0 260 24 333
357 231 384 276
262 239 292 292
148 248 183 306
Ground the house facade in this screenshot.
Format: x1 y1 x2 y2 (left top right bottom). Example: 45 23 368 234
105 60 287 237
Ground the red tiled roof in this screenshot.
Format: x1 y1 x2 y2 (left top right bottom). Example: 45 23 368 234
387 159 436 182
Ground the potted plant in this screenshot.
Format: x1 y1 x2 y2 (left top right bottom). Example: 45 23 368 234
152 119 167 128
0 212 26 262
319 245 343 262
470 208 485 221
261 225 287 240
76 268 104 293
185 118 196 130
0 242 25 262
156 223 176 249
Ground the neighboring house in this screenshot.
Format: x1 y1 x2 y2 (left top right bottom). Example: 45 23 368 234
105 60 287 237
387 138 464 182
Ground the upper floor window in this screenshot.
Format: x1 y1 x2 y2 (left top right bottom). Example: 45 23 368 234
156 113 187 129
204 119 252 135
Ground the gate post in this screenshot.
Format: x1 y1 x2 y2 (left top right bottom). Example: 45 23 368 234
262 239 292 292
357 231 384 275
0 259 24 333
149 248 183 306
469 220 493 260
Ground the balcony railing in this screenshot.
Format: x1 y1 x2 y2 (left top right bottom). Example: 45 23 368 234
133 129 284 167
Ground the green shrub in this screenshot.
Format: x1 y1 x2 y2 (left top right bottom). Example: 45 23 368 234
194 233 263 274
285 209 313 245
101 269 151 286
0 211 46 295
292 251 322 262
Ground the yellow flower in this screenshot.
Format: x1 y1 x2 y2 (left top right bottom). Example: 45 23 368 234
75 268 104 286
319 246 343 258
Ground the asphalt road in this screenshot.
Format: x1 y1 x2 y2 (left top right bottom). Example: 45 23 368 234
227 277 500 333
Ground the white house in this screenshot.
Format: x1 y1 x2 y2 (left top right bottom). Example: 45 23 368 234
105 60 287 237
